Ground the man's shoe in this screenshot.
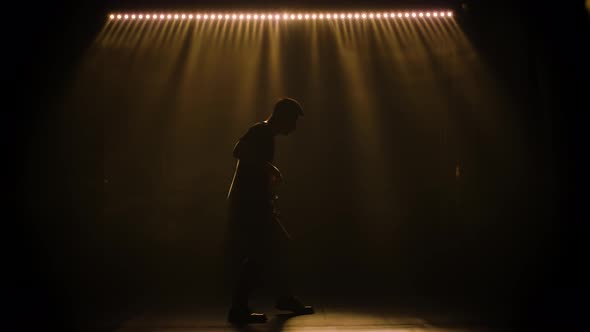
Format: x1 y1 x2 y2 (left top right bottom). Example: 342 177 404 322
275 296 315 315
227 306 268 324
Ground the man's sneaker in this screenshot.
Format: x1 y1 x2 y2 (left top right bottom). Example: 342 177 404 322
275 296 315 315
227 306 268 324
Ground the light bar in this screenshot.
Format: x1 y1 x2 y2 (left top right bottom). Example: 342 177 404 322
108 10 454 21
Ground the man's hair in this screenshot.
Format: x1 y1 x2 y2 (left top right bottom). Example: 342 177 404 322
272 97 304 119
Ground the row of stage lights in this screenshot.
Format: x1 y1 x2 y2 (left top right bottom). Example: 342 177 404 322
109 11 454 21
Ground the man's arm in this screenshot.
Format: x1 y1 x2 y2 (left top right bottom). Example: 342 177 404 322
233 140 282 181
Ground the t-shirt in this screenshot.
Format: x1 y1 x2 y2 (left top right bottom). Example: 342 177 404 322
228 122 275 202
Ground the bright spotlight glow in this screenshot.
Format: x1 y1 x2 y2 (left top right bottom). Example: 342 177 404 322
107 10 454 22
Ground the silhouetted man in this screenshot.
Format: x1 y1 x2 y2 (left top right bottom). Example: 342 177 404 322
227 98 314 324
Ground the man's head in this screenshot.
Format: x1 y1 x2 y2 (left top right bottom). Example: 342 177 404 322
268 97 304 136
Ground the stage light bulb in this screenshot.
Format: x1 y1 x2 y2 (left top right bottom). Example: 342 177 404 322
369 13 374 18
348 13 352 18
397 13 402 18
361 13 366 18
376 13 381 18
297 14 302 20
131 14 135 19
354 13 359 18
124 14 129 19
405 12 410 17
447 11 453 17
305 14 309 19
426 12 431 17
433 12 438 17
312 14 317 19
110 14 115 19
319 14 324 19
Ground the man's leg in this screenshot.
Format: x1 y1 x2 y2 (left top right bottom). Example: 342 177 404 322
228 256 268 324
270 228 315 315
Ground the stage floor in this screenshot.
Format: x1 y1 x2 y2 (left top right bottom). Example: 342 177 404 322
98 296 515 332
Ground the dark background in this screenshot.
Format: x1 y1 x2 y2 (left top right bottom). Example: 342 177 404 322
10 0 589 331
